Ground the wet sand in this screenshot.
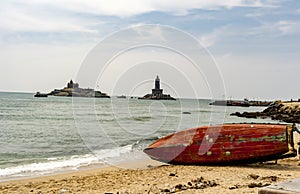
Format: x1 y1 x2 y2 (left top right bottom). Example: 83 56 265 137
0 157 299 194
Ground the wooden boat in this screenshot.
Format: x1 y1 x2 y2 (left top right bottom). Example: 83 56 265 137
117 95 126 99
144 123 296 164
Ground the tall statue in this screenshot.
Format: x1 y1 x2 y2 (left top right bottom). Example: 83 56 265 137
155 75 160 90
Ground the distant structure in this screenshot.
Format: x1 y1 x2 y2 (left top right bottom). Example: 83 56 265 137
34 92 48 97
209 98 272 107
67 80 79 89
139 75 176 100
34 80 110 98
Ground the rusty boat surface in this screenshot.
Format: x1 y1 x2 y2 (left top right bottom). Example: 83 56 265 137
144 123 292 164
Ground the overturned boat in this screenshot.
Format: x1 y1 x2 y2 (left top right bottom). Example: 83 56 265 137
144 123 298 164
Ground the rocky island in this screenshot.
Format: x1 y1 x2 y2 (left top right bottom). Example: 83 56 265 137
138 76 176 100
210 99 271 107
35 80 110 98
231 100 300 123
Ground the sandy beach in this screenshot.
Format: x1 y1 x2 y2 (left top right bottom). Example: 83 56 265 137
0 157 299 194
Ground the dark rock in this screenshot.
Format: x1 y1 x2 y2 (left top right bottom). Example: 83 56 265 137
248 182 270 188
230 112 241 116
210 181 218 187
175 184 183 189
261 176 278 182
169 173 176 177
248 174 259 180
231 101 300 123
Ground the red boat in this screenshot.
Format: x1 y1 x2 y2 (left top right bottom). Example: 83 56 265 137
144 123 296 164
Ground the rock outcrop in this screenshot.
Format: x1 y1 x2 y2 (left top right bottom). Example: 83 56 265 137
47 80 110 98
231 101 300 123
139 75 176 100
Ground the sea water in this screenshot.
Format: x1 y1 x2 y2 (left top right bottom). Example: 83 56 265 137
0 92 276 181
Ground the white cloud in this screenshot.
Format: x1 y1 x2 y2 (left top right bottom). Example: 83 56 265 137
250 20 300 36
0 0 281 34
0 10 96 33
199 26 229 48
0 1 99 33
275 21 300 35
24 0 278 17
245 12 265 18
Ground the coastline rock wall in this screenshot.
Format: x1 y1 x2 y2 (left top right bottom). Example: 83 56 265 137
231 101 300 123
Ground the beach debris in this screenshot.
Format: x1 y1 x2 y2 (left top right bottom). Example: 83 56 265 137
169 173 176 177
159 176 218 193
60 189 70 194
191 177 218 189
182 112 191 114
260 175 278 182
148 185 159 194
229 184 241 190
247 174 279 182
248 174 260 180
248 182 271 188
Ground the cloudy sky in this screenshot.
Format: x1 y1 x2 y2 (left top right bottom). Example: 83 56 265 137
0 0 299 100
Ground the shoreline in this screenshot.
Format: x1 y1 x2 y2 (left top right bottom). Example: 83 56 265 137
0 157 299 193
0 157 164 183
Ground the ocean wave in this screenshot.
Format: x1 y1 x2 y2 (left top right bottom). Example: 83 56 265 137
0 144 134 179
132 116 152 122
0 154 99 178
93 144 133 160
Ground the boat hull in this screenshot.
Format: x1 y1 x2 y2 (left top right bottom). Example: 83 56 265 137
144 124 289 164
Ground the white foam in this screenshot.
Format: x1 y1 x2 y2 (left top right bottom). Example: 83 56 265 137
0 144 134 179
0 154 99 178
93 144 133 159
